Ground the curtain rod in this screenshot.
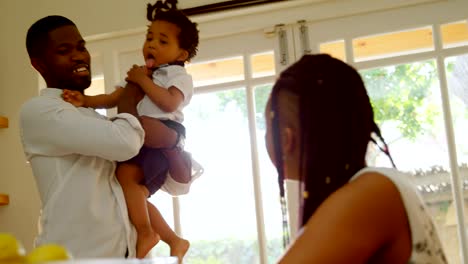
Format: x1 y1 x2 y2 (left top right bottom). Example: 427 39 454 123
181 0 289 16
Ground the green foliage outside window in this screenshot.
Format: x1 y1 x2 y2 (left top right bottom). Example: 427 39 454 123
216 85 272 130
360 60 440 140
153 238 282 264
214 60 449 142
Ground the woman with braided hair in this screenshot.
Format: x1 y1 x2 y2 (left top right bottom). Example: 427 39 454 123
265 54 447 263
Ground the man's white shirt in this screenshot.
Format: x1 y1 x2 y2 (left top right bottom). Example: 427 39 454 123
20 88 144 258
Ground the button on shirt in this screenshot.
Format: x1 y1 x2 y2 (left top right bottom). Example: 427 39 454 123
19 88 145 258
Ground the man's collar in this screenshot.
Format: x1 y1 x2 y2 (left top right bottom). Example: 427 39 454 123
40 88 63 97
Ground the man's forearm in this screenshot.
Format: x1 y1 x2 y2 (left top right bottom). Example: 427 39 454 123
117 82 144 117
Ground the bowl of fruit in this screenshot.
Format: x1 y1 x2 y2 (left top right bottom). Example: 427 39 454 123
0 233 70 263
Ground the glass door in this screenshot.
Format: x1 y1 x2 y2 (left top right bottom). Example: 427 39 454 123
179 29 285 264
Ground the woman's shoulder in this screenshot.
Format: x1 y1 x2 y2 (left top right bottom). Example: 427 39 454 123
314 167 412 233
341 167 408 206
351 167 406 180
344 167 447 263
285 167 412 263
349 167 415 193
329 167 413 242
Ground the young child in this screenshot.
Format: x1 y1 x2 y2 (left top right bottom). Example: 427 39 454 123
62 4 200 261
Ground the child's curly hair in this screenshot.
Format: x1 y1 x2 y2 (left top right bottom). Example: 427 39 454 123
147 2 199 61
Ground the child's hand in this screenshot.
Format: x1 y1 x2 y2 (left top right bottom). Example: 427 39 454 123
126 65 151 85
62 89 86 107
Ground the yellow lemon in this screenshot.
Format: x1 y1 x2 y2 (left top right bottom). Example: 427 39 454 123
0 233 25 262
26 244 71 263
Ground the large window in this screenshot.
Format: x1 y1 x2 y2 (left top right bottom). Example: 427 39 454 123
153 19 468 263
320 20 468 264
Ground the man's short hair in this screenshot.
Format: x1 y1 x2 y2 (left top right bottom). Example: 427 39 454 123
26 15 76 58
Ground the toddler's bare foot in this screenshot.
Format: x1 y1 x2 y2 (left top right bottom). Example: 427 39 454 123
169 238 190 263
136 231 160 258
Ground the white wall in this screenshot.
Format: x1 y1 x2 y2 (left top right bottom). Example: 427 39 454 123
1 0 42 252
0 0 154 251
1 0 467 253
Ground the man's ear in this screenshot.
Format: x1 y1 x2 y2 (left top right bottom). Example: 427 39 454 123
281 127 295 156
177 50 189 62
31 58 46 75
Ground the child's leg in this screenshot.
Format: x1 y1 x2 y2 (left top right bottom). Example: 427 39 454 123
147 202 189 263
139 116 192 184
116 163 160 258
140 116 178 148
162 149 192 183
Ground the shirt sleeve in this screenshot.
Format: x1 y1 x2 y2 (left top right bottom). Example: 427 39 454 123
166 67 193 105
20 97 145 162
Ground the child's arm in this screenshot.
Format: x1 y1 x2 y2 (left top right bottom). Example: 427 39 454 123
126 65 184 113
63 87 124 109
117 82 144 117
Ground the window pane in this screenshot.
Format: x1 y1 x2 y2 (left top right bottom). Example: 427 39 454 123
148 193 175 257
186 57 245 87
254 84 283 263
442 20 468 48
251 52 275 78
446 53 468 264
447 54 468 166
361 60 461 264
320 40 346 62
353 27 433 62
362 60 448 169
180 89 260 264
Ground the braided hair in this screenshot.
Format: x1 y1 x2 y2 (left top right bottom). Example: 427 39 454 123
146 0 199 61
270 54 395 241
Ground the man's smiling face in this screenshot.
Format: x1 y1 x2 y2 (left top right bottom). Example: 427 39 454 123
36 25 91 92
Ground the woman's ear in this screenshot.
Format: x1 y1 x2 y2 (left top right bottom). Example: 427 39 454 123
281 127 295 156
